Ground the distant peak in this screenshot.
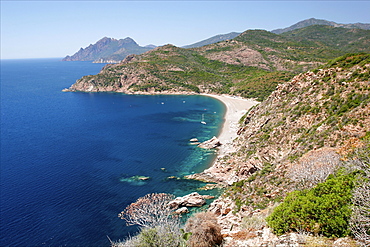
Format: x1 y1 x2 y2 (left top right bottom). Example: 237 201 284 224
144 44 157 49
99 36 112 41
271 18 370 34
123 37 134 41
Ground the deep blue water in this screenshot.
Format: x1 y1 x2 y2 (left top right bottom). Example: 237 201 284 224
0 58 225 246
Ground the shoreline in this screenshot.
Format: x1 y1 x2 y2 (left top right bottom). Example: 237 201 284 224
202 94 259 155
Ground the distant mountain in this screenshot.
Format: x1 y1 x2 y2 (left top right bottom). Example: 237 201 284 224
272 18 370 34
182 32 241 48
144 44 157 49
63 37 154 63
183 18 370 49
281 25 370 53
64 25 370 99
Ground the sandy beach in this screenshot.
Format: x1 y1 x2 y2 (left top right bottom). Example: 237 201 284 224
202 94 259 153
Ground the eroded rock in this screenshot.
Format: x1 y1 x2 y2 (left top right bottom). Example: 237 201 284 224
168 192 207 209
198 136 221 149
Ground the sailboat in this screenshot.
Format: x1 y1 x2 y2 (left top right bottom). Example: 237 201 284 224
201 114 206 125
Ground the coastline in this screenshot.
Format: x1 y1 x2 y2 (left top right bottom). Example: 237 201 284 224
202 94 259 155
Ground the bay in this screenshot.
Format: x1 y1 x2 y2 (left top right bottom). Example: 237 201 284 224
0 58 225 246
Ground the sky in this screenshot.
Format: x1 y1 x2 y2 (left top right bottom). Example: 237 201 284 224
1 1 370 59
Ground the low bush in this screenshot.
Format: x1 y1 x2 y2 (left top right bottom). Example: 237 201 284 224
185 212 223 247
266 171 356 238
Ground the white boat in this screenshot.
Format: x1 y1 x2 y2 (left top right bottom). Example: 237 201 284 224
201 114 206 125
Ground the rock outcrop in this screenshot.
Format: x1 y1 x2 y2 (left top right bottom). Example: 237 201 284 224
174 207 189 214
198 136 221 149
168 192 208 209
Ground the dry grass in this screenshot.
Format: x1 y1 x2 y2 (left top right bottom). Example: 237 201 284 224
230 230 257 240
185 212 223 247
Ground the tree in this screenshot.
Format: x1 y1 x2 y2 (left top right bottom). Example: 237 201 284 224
287 148 341 189
347 143 370 246
118 193 177 228
115 193 186 247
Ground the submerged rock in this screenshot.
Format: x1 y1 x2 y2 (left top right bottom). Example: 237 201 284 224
119 175 150 186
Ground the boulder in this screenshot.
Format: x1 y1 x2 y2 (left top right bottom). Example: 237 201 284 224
168 192 207 209
175 207 189 214
198 136 221 149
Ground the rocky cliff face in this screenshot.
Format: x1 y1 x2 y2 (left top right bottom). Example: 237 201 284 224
63 37 153 63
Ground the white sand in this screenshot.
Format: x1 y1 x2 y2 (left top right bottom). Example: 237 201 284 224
202 94 259 153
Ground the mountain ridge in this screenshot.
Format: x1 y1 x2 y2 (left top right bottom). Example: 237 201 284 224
63 25 370 100
271 17 370 34
62 37 153 63
63 18 370 63
182 32 241 49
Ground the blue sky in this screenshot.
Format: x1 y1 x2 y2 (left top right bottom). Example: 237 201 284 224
1 1 369 59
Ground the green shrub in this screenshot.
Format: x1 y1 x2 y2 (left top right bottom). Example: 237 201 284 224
266 172 356 238
112 225 186 247
135 225 186 247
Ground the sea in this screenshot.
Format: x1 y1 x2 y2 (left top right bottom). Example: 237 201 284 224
0 58 225 246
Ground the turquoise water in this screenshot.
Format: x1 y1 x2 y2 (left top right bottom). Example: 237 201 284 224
0 58 225 246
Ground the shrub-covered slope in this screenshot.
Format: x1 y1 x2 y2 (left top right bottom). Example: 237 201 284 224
65 26 370 102
198 54 369 246
191 53 369 206
271 17 370 34
65 44 292 101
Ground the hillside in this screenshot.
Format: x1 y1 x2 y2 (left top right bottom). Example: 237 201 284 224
63 18 369 64
282 25 370 54
199 26 370 70
182 32 240 48
63 43 294 101
64 26 370 102
271 17 370 34
191 53 369 246
62 37 153 63
191 53 370 184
